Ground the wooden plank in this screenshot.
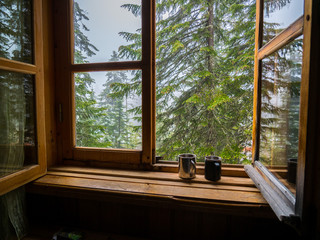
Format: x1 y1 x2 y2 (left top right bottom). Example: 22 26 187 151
73 147 142 164
0 57 37 74
48 165 255 187
34 0 47 175
0 0 47 195
151 0 156 164
0 165 42 195
258 16 304 60
42 0 57 168
32 174 266 204
54 0 74 161
255 161 295 210
251 0 264 161
46 171 260 193
141 0 154 165
244 165 294 221
296 1 320 238
71 61 142 72
296 3 311 220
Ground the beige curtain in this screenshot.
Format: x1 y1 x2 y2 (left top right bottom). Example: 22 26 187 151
0 187 28 240
0 72 28 240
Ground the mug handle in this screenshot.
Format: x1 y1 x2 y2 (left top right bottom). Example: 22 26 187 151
191 159 196 175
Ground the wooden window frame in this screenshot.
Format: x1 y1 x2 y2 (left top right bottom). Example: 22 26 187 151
245 0 317 229
54 0 156 168
0 0 47 196
54 1 255 174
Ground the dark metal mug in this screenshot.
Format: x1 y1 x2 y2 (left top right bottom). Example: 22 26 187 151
178 154 196 179
205 156 221 181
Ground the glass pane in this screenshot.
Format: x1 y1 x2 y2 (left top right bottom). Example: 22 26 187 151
260 37 303 194
75 70 142 150
73 0 141 63
263 0 304 44
154 1 255 163
0 70 37 178
0 0 33 64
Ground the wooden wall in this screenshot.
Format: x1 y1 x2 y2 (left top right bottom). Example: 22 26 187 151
26 193 301 240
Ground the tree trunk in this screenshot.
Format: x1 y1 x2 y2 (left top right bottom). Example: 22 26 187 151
207 0 214 73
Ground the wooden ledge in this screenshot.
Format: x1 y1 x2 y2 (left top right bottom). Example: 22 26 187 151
27 165 272 217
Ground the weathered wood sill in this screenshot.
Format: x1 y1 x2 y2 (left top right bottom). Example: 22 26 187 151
26 165 274 218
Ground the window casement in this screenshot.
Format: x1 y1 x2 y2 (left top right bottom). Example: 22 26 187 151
0 0 47 195
245 0 317 229
54 0 155 167
55 0 258 170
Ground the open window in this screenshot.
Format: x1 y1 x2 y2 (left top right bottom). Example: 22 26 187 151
55 0 260 168
54 0 154 167
245 0 315 227
0 0 46 195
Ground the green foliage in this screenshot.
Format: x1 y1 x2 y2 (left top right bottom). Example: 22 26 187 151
97 52 141 149
117 0 258 162
73 2 105 147
154 0 256 162
72 0 299 165
259 38 302 166
0 0 33 63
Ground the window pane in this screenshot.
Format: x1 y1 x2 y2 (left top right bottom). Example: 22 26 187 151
263 0 304 44
0 70 37 178
73 0 141 64
0 0 33 64
75 70 142 150
260 37 303 193
154 1 255 163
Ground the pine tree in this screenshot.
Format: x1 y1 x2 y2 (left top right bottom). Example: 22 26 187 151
259 38 303 166
73 1 105 147
0 0 33 62
258 0 302 166
121 0 257 162
97 51 141 149
0 0 35 151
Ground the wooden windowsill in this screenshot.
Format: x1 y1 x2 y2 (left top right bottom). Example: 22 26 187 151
27 165 274 218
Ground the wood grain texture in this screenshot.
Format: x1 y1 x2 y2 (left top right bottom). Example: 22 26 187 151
0 0 47 195
71 61 142 72
0 57 37 74
296 0 320 238
34 0 47 175
258 16 304 60
28 166 267 207
141 0 154 165
48 165 255 187
244 165 294 221
252 0 263 161
42 0 57 168
0 165 42 195
73 147 142 164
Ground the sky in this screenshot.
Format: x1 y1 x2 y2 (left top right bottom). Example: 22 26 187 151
265 0 304 28
75 0 141 95
75 0 304 95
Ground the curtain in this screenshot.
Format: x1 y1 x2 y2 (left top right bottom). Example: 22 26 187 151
0 71 26 177
0 72 28 239
0 187 28 240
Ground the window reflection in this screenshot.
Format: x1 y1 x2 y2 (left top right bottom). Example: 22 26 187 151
0 0 33 64
260 37 303 193
0 70 37 178
263 0 304 44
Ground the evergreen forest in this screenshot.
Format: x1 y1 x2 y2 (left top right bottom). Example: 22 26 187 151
73 0 302 164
